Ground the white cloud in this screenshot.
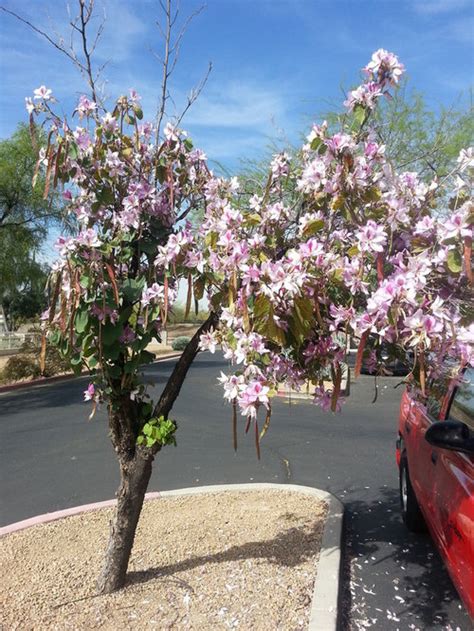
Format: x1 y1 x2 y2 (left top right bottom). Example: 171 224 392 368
184 80 287 130
95 0 148 63
413 0 473 14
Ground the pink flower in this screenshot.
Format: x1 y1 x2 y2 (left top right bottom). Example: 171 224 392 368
199 329 218 354
33 85 53 100
141 283 164 307
313 386 345 413
101 112 118 132
238 380 270 418
129 89 142 103
76 95 97 118
364 49 405 87
356 220 387 253
119 326 136 344
217 372 245 401
25 97 35 114
84 383 95 401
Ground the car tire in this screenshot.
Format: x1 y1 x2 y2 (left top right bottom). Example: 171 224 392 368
399 453 426 532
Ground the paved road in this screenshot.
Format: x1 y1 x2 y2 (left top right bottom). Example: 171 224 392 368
0 353 471 630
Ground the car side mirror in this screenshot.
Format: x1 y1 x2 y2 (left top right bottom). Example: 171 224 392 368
425 421 474 455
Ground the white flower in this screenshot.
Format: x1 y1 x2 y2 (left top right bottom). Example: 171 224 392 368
25 97 35 114
33 85 53 101
457 147 474 172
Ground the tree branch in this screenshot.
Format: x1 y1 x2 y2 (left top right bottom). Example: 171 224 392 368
1 1 105 106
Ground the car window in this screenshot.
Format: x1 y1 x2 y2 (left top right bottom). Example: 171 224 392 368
427 379 448 419
449 368 474 430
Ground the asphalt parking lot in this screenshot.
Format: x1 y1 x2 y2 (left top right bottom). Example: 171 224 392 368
0 353 471 629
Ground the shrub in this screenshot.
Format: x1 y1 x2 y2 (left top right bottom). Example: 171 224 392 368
21 331 71 377
171 336 191 351
2 354 41 381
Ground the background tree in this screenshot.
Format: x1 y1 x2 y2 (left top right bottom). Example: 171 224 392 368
0 124 61 323
237 83 473 203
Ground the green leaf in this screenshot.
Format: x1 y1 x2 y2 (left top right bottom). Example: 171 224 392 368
303 218 324 236
447 248 463 273
122 278 145 303
353 105 366 127
103 344 121 361
193 277 205 301
253 295 286 346
184 138 193 151
253 294 272 321
289 297 314 347
79 274 91 289
310 137 322 151
102 322 123 346
246 213 261 226
70 354 82 366
106 364 121 378
71 362 83 376
133 105 143 120
140 239 161 256
68 143 79 160
49 329 61 346
75 309 89 334
97 187 115 206
124 357 139 373
139 350 155 365
155 164 167 184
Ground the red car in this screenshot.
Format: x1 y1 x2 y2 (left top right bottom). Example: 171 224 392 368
396 367 474 620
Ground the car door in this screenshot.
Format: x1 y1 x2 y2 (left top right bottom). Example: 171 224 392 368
405 385 443 518
430 368 474 610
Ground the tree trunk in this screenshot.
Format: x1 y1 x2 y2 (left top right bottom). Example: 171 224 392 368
96 451 153 594
96 311 220 594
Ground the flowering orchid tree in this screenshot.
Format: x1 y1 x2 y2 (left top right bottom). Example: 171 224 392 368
29 49 473 594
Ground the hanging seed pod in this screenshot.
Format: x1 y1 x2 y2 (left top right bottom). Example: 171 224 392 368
255 418 261 460
184 273 193 320
355 330 369 378
232 399 238 452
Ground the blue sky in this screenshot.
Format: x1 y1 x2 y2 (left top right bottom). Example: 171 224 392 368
1 0 473 174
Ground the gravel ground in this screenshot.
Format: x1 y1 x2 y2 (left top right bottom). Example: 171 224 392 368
0 490 327 630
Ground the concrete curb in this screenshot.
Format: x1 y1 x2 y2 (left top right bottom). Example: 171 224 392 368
0 353 182 394
0 482 343 631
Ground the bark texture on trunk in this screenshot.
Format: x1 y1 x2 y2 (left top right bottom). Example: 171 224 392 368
97 311 220 594
96 452 153 594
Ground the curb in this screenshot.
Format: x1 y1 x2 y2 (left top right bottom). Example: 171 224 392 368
0 353 182 394
0 482 344 631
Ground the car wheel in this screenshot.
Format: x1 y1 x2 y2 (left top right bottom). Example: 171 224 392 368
399 453 426 532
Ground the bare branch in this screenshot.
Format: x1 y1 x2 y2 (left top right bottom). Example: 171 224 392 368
0 5 83 68
174 61 212 129
78 0 99 104
155 0 172 144
153 0 208 145
1 0 106 108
